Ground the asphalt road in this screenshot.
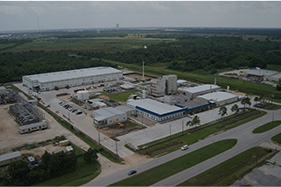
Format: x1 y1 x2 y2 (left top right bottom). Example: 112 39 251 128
88 108 281 186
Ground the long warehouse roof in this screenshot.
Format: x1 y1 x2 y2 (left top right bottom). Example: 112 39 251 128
178 84 220 94
0 151 21 162
23 67 122 83
127 98 183 115
94 107 125 121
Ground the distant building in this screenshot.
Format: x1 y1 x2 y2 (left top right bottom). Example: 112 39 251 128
0 151 22 167
126 98 185 122
243 69 280 82
178 84 220 99
22 67 122 91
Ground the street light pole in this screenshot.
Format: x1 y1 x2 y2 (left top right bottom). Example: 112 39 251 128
98 130 100 149
115 141 118 156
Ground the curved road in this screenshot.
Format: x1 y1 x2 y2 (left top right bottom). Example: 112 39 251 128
88 108 281 186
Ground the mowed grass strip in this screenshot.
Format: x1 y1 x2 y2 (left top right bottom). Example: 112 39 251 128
110 139 237 186
178 147 276 186
139 109 266 157
34 157 101 186
253 121 281 134
272 132 281 144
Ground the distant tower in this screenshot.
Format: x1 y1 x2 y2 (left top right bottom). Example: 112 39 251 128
142 61 145 81
116 23 119 30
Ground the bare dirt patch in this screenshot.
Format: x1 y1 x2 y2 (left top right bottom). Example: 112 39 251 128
0 104 89 154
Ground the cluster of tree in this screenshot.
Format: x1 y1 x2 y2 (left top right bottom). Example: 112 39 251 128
78 35 281 73
0 51 115 83
2 151 77 186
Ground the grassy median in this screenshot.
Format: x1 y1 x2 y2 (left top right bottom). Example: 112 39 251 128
111 139 237 186
253 121 281 134
138 109 266 157
178 147 276 186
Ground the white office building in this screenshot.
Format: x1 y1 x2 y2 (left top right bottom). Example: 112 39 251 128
22 67 122 91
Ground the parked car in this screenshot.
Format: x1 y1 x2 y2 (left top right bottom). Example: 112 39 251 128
181 145 188 151
76 111 82 115
128 170 137 176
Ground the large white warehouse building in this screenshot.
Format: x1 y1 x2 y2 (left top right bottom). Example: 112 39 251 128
178 84 220 99
126 98 185 122
197 92 238 106
22 67 122 91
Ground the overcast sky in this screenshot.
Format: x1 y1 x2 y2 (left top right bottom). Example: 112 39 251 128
1 1 281 31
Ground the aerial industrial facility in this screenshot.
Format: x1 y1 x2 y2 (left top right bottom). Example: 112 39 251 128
22 67 123 91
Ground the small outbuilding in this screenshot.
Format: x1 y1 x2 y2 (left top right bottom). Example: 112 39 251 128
0 151 22 167
93 107 127 127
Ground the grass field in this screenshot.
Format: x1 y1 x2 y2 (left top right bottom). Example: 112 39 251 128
138 109 266 157
111 139 237 186
255 102 281 110
34 157 101 186
6 37 174 52
102 90 138 102
271 132 281 144
252 121 281 134
178 147 276 186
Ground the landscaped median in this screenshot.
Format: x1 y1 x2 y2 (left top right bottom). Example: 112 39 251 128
178 147 277 186
252 121 281 134
272 132 281 145
137 108 266 157
110 139 237 186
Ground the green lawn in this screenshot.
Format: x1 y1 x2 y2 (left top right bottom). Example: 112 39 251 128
9 37 174 52
272 132 281 144
256 103 281 110
252 121 281 134
34 157 101 186
178 147 276 186
102 90 138 102
138 109 266 157
111 139 237 186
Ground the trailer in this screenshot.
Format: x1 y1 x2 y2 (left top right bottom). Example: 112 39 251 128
18 120 49 134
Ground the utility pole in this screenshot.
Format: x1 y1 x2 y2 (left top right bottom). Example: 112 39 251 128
182 120 184 134
169 123 172 141
98 131 100 149
115 141 118 156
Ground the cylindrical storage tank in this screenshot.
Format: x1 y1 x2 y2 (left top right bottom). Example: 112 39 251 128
77 90 89 101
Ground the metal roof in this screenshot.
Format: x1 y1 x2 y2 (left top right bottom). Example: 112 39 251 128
126 99 183 115
94 107 125 121
18 120 47 130
23 67 122 83
178 84 220 94
270 73 281 79
0 151 21 162
115 105 135 113
198 92 237 102
246 69 278 77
